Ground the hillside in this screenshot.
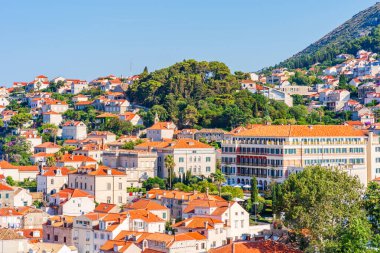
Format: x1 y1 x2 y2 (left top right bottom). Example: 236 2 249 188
278 2 380 69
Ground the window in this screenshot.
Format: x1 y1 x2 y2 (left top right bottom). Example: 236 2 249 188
163 213 166 219
5 193 9 199
179 157 184 163
47 234 50 240
107 183 111 190
64 237 66 243
118 196 122 203
179 167 184 173
50 179 54 185
54 235 58 241
118 183 123 190
206 166 211 172
206 157 211 162
107 197 111 204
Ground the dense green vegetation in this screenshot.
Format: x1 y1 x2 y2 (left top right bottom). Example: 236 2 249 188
279 25 380 70
274 166 380 252
129 60 347 130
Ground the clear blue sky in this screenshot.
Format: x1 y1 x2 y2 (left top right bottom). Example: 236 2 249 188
0 0 378 85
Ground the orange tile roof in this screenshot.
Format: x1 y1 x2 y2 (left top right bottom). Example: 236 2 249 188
51 188 94 199
209 240 303 253
100 241 136 252
17 166 39 172
96 113 118 118
35 142 61 148
0 160 17 169
114 231 152 243
125 199 168 211
234 125 366 137
148 122 176 130
75 101 93 105
119 112 136 121
124 209 165 223
94 203 117 213
59 154 97 163
172 217 223 229
41 167 72 176
0 208 22 216
0 182 13 191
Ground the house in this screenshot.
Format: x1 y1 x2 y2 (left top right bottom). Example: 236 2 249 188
28 242 78 253
177 129 198 139
34 142 61 154
67 164 132 204
16 228 43 242
135 139 216 179
74 101 93 110
30 152 55 165
146 120 177 141
36 167 72 196
325 90 350 111
72 144 105 163
172 217 227 249
194 129 227 142
104 99 130 114
0 182 32 207
43 215 74 246
26 75 50 92
21 130 43 153
349 78 361 87
145 189 224 220
0 96 10 107
0 207 23 228
102 150 157 184
48 188 95 216
41 99 69 113
364 92 380 105
69 79 88 94
42 111 63 126
56 154 97 169
124 199 170 222
62 121 87 140
0 161 39 181
119 112 144 126
262 88 293 107
87 131 117 144
0 228 29 253
73 94 89 103
141 232 206 253
17 206 49 229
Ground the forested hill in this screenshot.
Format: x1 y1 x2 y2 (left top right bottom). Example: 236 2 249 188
127 60 346 130
277 2 380 69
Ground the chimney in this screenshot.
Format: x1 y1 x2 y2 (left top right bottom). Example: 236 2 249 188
95 163 99 170
107 168 112 175
204 221 208 229
56 168 61 176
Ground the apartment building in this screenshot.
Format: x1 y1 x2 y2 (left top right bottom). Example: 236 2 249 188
67 165 132 204
62 121 87 140
221 125 377 188
43 215 74 246
135 138 216 179
102 150 157 183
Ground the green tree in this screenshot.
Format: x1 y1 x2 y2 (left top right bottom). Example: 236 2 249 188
164 155 176 189
277 166 368 252
45 156 56 167
3 136 32 165
364 182 380 233
8 113 32 129
211 169 226 196
142 177 166 190
6 176 15 186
